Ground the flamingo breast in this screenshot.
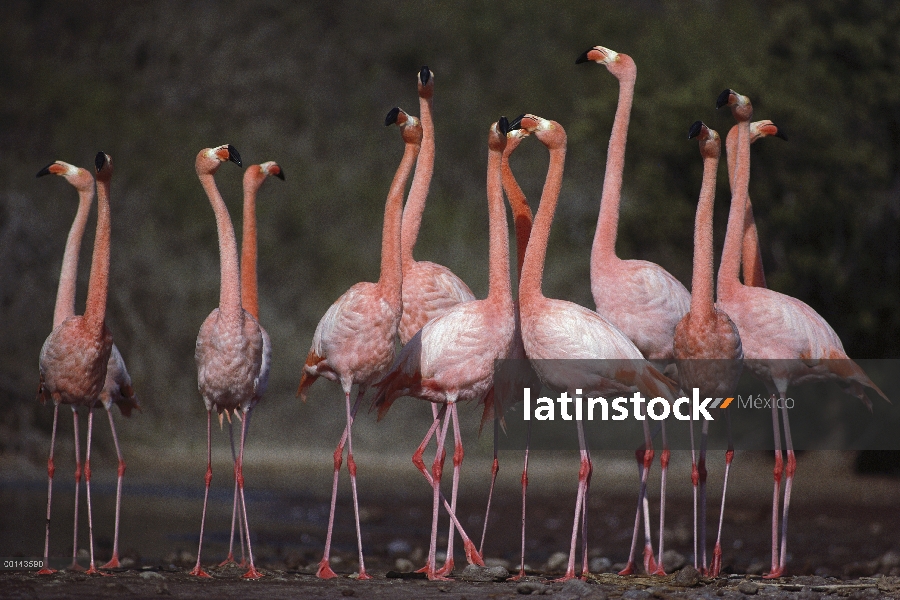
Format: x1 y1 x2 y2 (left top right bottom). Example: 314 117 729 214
399 260 475 345
39 316 113 406
195 308 264 413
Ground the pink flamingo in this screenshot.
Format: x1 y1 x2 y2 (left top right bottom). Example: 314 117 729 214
373 117 514 581
36 153 116 576
578 45 689 576
674 122 743 577
716 89 888 578
297 109 419 580
513 114 678 581
191 144 269 580
220 161 283 568
725 120 787 289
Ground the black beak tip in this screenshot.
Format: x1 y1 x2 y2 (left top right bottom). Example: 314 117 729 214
688 120 704 139
385 106 401 127
420 66 431 85
575 49 592 64
94 152 107 172
227 145 242 167
775 129 788 141
498 116 509 136
275 169 286 181
509 114 526 131
715 89 732 109
36 162 54 178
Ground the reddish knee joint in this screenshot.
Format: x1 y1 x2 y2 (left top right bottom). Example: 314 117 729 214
347 454 358 477
204 465 212 487
432 459 443 481
643 448 655 469
412 449 426 473
725 448 734 465
74 462 82 483
48 458 55 479
660 449 670 469
521 470 528 487
453 443 464 467
691 463 699 486
84 462 91 482
578 457 591 482
785 451 796 478
333 446 343 471
491 458 499 477
117 460 126 478
236 463 244 488
773 454 783 483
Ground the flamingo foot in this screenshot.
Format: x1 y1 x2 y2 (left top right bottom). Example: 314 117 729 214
435 558 454 577
37 568 57 575
617 562 635 576
552 569 577 582
68 561 85 572
643 545 657 574
426 568 452 581
85 565 111 576
507 569 527 581
241 566 263 579
100 557 121 570
217 554 237 567
463 539 485 566
652 564 666 576
415 564 429 574
189 565 212 578
355 570 373 581
762 567 784 579
316 559 338 579
709 544 722 577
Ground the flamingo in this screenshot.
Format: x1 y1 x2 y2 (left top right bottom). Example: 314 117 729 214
577 45 690 576
220 161 283 568
716 89 888 578
191 143 269 580
373 117 514 581
36 153 116 576
297 108 419 580
512 114 679 581
674 122 743 577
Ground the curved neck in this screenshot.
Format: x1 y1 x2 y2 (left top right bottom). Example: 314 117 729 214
690 150 719 320
718 119 750 297
726 124 767 288
521 143 566 304
487 141 511 309
401 94 434 264
502 142 532 281
591 64 635 264
83 178 110 333
200 173 242 314
241 179 260 319
54 187 94 327
379 136 420 307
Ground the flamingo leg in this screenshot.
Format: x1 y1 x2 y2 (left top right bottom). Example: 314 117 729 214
83 408 104 575
220 419 245 567
776 396 794 578
317 389 365 579
690 414 699 571
654 420 669 575
69 407 84 571
189 411 212 578
619 422 655 575
100 408 126 569
580 423 592 580
710 408 735 577
425 404 452 581
698 418 710 573
343 386 371 580
38 402 60 575
478 414 500 556
237 409 262 579
508 420 531 581
555 419 591 582
764 394 783 579
437 402 464 576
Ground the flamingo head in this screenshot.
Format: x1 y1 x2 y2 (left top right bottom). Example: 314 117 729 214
489 117 509 152
750 120 787 142
418 66 434 100
504 126 527 157
576 45 634 79
196 144 242 176
509 114 566 150
94 152 113 182
36 160 94 193
385 106 423 145
688 121 720 159
244 161 284 193
716 89 753 122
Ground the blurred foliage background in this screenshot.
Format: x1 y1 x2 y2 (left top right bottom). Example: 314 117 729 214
1 0 898 463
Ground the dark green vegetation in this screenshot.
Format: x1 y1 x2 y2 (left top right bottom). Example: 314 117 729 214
1 0 898 453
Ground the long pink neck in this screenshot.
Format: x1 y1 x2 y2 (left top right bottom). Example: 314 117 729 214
200 173 242 315
82 178 110 333
521 140 566 305
486 138 512 311
726 125 767 288
401 94 434 265
690 148 720 320
54 186 94 327
502 138 532 281
379 135 419 309
241 175 260 319
718 119 751 297
591 60 635 264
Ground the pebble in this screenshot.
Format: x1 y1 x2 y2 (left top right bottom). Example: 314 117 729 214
662 550 687 572
589 557 613 573
544 552 569 573
621 590 651 600
459 564 509 582
672 565 700 587
139 571 164 580
737 581 759 595
517 581 549 595
558 578 593 597
394 558 415 572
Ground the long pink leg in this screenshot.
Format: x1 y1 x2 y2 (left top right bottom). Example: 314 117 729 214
437 403 464 576
69 407 84 571
619 422 655 575
38 403 60 575
508 421 531 581
236 409 262 579
425 405 452 581
343 386 372 580
317 389 365 579
83 409 105 575
555 420 591 582
698 419 710 573
654 421 669 575
764 396 783 579
100 408 126 569
775 397 794 578
478 415 500 556
710 409 734 577
689 415 699 571
580 425 593 579
220 420 246 567
189 411 212 578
